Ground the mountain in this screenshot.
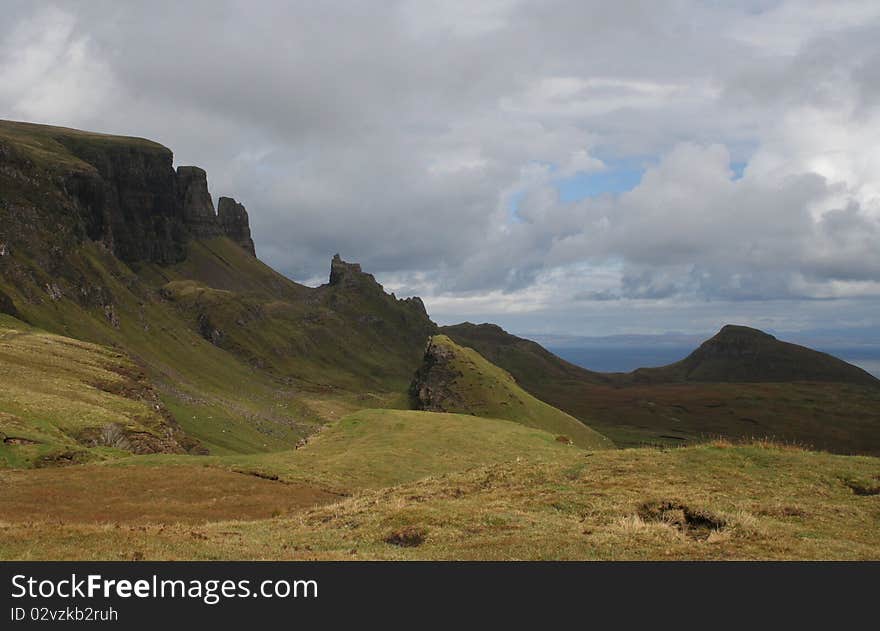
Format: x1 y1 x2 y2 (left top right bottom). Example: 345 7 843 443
442 322 880 454
2 120 880 561
630 325 879 386
2 118 878 461
409 335 612 449
0 119 435 458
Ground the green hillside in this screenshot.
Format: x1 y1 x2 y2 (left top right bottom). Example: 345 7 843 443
410 335 612 450
109 408 581 491
0 119 435 458
0 314 201 468
278 408 582 489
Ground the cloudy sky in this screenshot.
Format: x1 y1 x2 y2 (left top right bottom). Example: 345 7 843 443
2 1 879 337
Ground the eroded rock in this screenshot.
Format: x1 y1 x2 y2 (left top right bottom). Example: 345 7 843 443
217 196 256 256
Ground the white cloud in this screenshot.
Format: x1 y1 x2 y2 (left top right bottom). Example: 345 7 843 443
0 6 116 125
1 0 878 336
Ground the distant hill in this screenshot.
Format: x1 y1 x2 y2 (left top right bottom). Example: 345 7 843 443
409 335 612 450
444 323 878 388
440 322 612 385
632 325 880 386
442 322 880 454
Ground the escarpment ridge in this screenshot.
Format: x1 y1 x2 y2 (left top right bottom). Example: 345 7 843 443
0 119 255 264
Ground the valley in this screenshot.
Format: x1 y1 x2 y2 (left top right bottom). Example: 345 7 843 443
1 120 879 561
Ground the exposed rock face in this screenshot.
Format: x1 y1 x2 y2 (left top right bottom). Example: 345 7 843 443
176 166 223 239
327 254 434 329
0 121 259 266
61 139 189 264
329 253 375 288
0 288 18 318
218 196 256 256
409 336 462 412
322 254 437 371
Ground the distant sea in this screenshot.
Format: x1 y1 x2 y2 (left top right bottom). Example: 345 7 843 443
548 345 880 378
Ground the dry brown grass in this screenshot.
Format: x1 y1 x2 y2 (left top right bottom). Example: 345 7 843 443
2 441 878 560
0 464 340 524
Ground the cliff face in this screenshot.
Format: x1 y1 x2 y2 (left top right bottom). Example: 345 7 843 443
176 166 223 240
218 196 256 256
329 253 373 288
62 139 190 264
0 120 256 266
0 119 447 465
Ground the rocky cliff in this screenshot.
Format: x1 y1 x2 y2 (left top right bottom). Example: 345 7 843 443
218 196 256 256
62 136 188 264
176 166 223 240
329 253 375 289
0 120 257 266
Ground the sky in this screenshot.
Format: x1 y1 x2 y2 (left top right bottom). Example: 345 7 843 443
1 0 879 338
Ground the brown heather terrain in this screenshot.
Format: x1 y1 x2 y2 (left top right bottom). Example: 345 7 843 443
1 440 878 560
0 464 341 524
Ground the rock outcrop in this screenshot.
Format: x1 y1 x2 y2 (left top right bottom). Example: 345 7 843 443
329 253 377 289
409 335 613 450
327 254 433 324
61 137 189 264
176 166 224 239
0 120 258 266
409 336 463 412
0 288 18 318
218 196 256 256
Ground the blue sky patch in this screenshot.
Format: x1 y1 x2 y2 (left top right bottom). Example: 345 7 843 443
556 166 645 202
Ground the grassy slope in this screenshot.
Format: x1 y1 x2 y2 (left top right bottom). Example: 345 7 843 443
0 120 432 456
530 380 880 455
0 121 320 455
1 231 429 457
0 314 186 467
440 323 611 387
240 409 579 490
442 324 880 454
0 464 340 525
0 119 163 172
2 440 878 560
416 335 612 450
1 243 314 456
154 239 431 393
105 408 580 491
